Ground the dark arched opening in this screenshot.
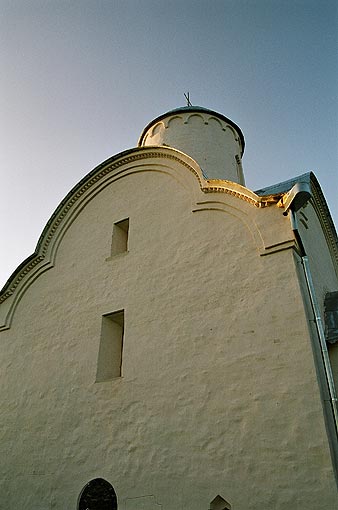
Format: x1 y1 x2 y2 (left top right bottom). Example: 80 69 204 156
78 478 117 510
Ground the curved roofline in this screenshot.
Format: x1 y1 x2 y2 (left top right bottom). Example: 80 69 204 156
138 106 245 155
2 144 336 330
0 144 273 320
0 146 140 299
0 145 208 307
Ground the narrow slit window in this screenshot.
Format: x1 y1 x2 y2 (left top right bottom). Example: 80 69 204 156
111 218 129 255
96 310 124 381
235 154 244 184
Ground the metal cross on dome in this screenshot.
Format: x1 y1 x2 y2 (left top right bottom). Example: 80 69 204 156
184 92 192 106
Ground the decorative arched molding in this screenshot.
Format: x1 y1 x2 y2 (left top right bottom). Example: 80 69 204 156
150 121 165 136
192 199 265 252
166 115 183 128
186 113 205 124
224 124 238 139
309 176 338 273
0 145 280 330
207 116 223 128
202 179 279 208
137 106 245 155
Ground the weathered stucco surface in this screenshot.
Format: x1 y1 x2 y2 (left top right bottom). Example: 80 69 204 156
1 152 337 509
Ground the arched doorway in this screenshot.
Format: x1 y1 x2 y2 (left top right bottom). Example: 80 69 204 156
78 478 117 510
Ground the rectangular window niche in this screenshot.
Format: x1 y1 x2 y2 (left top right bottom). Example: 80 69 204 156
111 218 129 256
96 310 124 382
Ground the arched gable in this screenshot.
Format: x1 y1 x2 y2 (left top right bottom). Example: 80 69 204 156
0 146 272 330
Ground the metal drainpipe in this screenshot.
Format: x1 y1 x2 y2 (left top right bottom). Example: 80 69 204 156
290 209 338 431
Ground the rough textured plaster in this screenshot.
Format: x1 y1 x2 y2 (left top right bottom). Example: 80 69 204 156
1 166 338 509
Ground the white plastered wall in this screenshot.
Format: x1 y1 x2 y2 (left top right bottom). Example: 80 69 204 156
0 153 337 510
140 112 244 184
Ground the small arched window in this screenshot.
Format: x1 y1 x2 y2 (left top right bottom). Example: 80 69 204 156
78 478 117 510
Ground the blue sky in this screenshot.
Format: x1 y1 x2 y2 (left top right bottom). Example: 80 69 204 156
1 0 337 288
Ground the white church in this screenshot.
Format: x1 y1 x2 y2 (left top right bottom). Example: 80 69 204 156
1 106 338 509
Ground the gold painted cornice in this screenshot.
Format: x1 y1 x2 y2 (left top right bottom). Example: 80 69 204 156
202 179 281 208
0 147 281 307
1 147 336 324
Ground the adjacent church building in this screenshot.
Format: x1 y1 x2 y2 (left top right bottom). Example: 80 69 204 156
1 106 338 509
